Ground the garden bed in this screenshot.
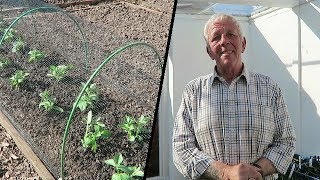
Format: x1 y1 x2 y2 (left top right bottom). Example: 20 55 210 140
0 123 40 179
0 0 173 179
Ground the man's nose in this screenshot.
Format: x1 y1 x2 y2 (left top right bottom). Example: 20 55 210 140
219 34 230 45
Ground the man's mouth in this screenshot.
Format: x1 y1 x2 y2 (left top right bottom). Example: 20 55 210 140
221 50 233 55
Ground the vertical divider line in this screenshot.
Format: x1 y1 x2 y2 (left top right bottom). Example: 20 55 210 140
297 4 302 154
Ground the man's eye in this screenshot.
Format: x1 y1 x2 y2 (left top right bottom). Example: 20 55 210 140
212 35 220 41
227 33 236 38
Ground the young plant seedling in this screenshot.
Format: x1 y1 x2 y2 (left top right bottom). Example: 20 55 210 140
9 70 29 89
77 83 98 112
47 64 73 81
81 110 111 153
104 153 144 180
39 90 64 112
2 28 17 43
120 115 150 142
0 57 12 70
28 49 45 63
12 38 26 53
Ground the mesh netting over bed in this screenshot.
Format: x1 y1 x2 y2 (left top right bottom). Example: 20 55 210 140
0 1 163 179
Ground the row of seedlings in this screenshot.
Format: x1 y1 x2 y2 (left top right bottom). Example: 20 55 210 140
0 25 72 113
1 20 151 180
78 81 150 179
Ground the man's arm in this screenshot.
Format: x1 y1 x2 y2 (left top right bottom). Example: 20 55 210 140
201 161 224 179
202 161 263 180
253 157 277 177
260 86 296 175
172 84 215 179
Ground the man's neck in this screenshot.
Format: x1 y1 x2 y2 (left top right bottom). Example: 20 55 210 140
216 63 244 84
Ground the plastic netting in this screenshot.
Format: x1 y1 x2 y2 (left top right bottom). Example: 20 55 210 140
0 1 163 179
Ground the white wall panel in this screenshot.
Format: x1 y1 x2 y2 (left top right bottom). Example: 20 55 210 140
249 8 302 153
298 0 320 156
236 0 320 156
159 1 320 178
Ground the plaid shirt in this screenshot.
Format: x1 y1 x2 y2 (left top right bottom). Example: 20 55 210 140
172 66 296 179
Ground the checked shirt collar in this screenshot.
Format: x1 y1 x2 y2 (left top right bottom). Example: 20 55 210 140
211 63 250 87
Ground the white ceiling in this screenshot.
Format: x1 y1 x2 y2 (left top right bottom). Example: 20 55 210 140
177 0 310 14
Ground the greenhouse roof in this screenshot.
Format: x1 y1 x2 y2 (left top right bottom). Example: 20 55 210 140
198 3 268 16
176 0 305 15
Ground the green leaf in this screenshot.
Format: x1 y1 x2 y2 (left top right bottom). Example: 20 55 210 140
47 64 71 81
128 124 135 131
114 153 123 166
10 70 29 88
112 173 130 180
138 115 149 125
100 130 111 139
129 166 144 177
0 58 12 69
91 142 97 153
38 90 62 112
12 38 25 53
3 28 16 43
89 93 98 101
87 111 92 124
39 101 53 111
53 106 64 112
28 49 45 63
125 115 134 123
82 111 110 153
38 102 44 109
128 135 135 142
77 100 87 111
121 123 135 132
82 133 94 146
76 83 98 112
118 165 131 174
136 135 143 141
94 124 103 132
82 137 91 148
95 118 104 126
104 159 117 167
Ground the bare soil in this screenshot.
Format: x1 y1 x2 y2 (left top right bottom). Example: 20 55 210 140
0 0 174 179
0 125 40 179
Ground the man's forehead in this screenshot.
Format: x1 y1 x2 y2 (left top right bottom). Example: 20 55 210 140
209 20 237 34
212 20 235 30
213 22 227 28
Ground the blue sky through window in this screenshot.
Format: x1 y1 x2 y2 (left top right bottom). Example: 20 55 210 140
208 3 267 16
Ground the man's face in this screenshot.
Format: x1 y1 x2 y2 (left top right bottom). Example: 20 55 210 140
207 19 246 69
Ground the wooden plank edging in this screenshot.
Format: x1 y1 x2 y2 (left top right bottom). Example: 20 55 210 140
0 110 55 180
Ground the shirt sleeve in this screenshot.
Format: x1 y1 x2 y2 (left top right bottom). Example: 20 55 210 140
172 84 214 179
262 87 296 175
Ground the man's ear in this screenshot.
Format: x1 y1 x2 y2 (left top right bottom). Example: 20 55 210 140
241 37 246 53
206 46 215 60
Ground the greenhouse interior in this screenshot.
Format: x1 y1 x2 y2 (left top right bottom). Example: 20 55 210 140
0 0 173 179
156 0 320 179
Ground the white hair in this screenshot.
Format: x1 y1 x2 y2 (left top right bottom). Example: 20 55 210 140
203 13 243 44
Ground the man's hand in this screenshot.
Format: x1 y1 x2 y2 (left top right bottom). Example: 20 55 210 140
254 157 277 177
202 161 263 180
223 163 263 180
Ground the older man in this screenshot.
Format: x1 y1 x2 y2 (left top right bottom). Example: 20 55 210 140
172 13 296 180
